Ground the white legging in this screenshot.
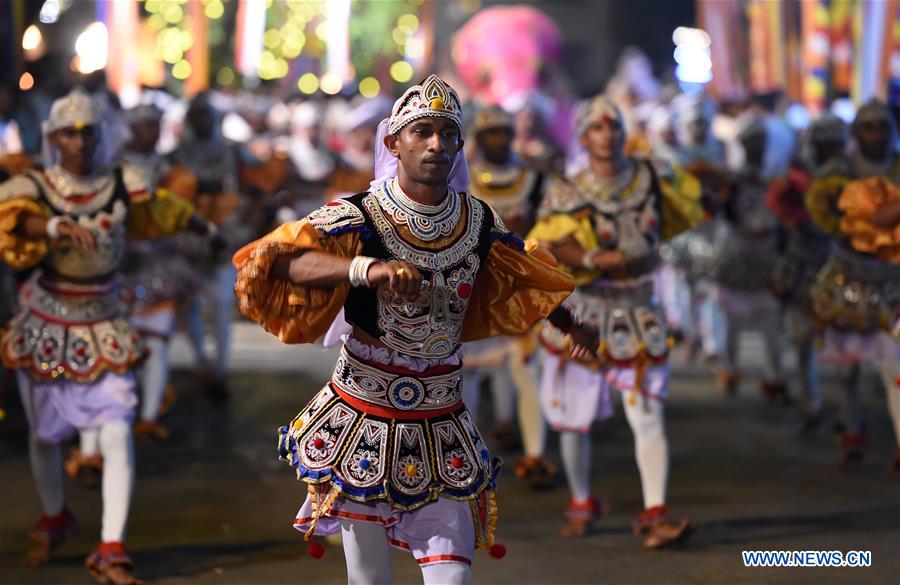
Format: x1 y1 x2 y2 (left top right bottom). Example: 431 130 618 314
560 392 669 509
29 420 134 542
508 353 546 459
80 427 101 457
139 335 170 422
462 366 515 424
839 355 900 448
882 357 900 448
784 308 821 413
725 313 784 381
186 263 235 378
339 520 473 585
462 351 546 459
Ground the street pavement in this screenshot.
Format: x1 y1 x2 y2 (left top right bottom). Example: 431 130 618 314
1 323 898 584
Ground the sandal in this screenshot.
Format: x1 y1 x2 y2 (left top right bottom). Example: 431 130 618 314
633 505 695 549
85 542 143 585
514 456 556 490
560 496 609 538
25 507 77 567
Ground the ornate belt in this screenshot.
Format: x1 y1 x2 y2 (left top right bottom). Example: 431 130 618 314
331 346 462 412
27 274 121 324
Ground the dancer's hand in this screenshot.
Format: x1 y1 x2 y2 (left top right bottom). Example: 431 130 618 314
56 222 96 252
368 260 421 299
569 323 600 360
589 250 625 271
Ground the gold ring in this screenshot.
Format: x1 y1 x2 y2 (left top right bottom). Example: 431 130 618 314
396 268 407 276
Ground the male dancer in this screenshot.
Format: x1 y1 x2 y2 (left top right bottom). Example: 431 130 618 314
711 115 787 401
767 114 847 429
233 75 582 584
0 91 220 584
463 104 555 487
806 100 900 467
529 95 698 547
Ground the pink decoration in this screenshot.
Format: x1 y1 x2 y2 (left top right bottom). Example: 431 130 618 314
453 5 562 107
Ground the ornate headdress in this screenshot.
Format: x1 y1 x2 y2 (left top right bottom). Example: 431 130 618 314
808 113 847 145
372 74 469 191
471 104 513 134
387 74 463 135
46 90 99 133
124 103 162 126
852 99 896 137
575 95 625 138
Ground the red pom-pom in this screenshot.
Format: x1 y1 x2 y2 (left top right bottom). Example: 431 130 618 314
307 541 325 559
488 543 506 559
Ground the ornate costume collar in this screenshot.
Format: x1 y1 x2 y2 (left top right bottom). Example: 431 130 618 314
574 159 640 200
36 165 116 215
374 178 461 242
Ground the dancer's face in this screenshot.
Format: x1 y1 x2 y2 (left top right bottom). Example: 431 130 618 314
52 125 98 175
581 116 624 162
477 126 514 165
129 119 161 153
385 118 463 186
854 116 891 161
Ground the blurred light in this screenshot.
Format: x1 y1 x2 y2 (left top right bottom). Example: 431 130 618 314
358 77 380 98
223 112 253 143
389 60 414 83
281 33 305 58
179 30 194 51
275 59 289 78
675 63 712 84
263 28 281 49
297 72 319 94
315 22 329 41
162 45 183 64
392 28 407 46
172 60 192 80
22 25 43 51
397 14 419 34
19 72 35 91
205 0 225 19
148 14 166 30
145 0 160 14
404 37 424 59
320 72 342 95
75 22 108 74
216 66 235 86
164 4 184 24
39 0 61 24
785 103 810 130
673 26 712 85
830 98 856 124
672 26 711 48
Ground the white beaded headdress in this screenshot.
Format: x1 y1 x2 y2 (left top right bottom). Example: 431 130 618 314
42 90 113 169
472 104 513 134
46 90 100 133
575 95 625 139
124 103 162 126
387 74 463 135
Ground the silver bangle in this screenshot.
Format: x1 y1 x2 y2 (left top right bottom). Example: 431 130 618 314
46 216 69 239
349 256 378 288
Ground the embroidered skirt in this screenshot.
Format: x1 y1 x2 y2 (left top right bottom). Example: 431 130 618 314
277 343 500 548
1 272 143 383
